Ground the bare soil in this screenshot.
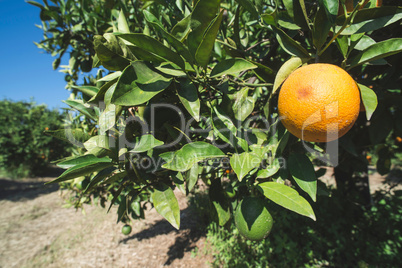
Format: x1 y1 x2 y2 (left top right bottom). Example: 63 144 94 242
0 177 212 268
0 167 400 268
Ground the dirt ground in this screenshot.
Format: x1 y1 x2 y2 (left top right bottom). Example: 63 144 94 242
0 177 212 268
0 167 400 268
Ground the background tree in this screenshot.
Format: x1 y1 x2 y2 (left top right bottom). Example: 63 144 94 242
0 99 72 178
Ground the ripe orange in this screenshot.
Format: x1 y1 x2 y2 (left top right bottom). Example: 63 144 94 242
278 63 361 142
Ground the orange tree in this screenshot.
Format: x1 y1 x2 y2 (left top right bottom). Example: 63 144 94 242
31 0 402 238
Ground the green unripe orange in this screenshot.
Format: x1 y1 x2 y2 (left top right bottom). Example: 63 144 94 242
121 224 132 235
234 196 273 241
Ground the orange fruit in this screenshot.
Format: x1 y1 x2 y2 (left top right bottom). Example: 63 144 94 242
396 137 402 143
278 63 361 142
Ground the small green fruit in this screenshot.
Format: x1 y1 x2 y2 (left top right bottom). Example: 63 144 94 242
121 224 132 235
234 196 273 241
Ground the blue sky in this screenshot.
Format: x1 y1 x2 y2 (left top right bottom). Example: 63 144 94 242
0 0 70 110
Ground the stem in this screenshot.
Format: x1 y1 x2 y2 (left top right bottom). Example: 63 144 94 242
318 23 348 57
318 0 364 57
236 82 273 87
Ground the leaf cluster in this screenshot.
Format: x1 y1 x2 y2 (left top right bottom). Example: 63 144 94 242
33 0 402 235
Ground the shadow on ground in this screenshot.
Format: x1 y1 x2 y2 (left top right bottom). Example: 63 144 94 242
120 206 207 266
0 166 63 201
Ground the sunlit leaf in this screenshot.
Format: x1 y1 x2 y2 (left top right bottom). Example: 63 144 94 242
162 142 225 172
152 183 180 229
348 38 402 69
111 61 172 106
210 58 257 78
129 134 164 153
257 182 316 220
358 83 378 120
230 152 261 181
116 33 185 69
195 11 224 68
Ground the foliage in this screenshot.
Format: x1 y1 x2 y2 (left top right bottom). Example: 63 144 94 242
204 187 402 267
0 99 72 178
30 0 402 242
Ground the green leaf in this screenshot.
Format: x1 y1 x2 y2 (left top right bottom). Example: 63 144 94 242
99 104 118 133
103 170 127 185
187 0 221 59
312 6 332 51
143 10 194 64
172 14 191 41
336 35 349 58
129 134 164 153
71 85 99 97
257 158 281 179
195 10 224 68
278 11 301 30
63 100 98 121
273 26 310 58
209 178 231 226
338 7 402 35
186 163 199 192
111 61 172 106
210 58 257 78
162 142 225 172
116 33 185 69
93 34 131 71
89 79 118 104
273 57 306 95
173 172 186 195
57 154 112 169
297 0 311 30
84 166 117 193
44 128 90 144
155 63 187 77
175 79 200 122
117 10 130 33
159 151 175 164
249 60 276 82
282 0 309 30
354 35 376 51
288 153 317 202
348 38 402 69
358 83 378 120
97 71 122 82
319 0 338 24
257 182 316 221
152 183 180 229
261 8 279 27
232 87 255 121
282 0 295 19
236 0 259 19
212 106 248 151
230 152 261 182
84 135 109 151
46 162 114 184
